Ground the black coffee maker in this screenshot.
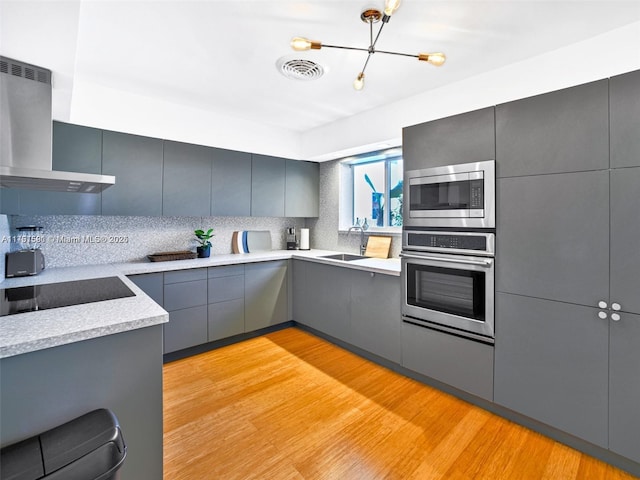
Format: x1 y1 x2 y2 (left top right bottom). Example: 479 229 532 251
286 227 297 250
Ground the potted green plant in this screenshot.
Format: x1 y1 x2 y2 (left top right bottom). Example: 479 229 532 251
194 228 214 258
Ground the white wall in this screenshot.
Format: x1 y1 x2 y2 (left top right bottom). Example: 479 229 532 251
301 21 640 161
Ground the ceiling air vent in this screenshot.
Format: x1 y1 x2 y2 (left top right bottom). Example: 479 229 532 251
277 57 324 81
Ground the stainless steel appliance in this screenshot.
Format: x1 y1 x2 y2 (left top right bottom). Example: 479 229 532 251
286 227 297 250
401 230 495 344
404 160 495 229
5 226 46 278
0 56 115 193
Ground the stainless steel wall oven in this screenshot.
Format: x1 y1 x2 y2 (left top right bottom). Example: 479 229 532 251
401 231 495 344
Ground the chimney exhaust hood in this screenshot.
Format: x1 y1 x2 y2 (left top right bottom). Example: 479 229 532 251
0 57 115 193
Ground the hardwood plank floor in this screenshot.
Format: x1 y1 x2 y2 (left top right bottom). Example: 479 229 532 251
163 327 637 479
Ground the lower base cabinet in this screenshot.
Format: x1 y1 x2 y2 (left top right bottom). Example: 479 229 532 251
293 260 401 362
244 261 288 331
350 270 401 363
163 305 208 354
208 265 246 341
401 321 494 401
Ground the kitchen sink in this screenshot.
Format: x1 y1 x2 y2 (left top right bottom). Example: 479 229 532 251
319 254 368 261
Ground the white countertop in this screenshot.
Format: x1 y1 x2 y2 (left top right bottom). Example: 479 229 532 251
0 250 399 359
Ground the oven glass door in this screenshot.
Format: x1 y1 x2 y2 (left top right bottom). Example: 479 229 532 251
406 263 485 321
401 253 494 341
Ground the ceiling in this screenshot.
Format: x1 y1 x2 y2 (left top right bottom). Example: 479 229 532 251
1 1 640 159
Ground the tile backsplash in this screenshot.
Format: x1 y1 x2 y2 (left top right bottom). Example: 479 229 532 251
8 215 306 268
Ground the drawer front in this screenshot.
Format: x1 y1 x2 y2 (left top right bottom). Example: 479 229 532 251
208 299 245 341
208 265 245 278
128 273 164 306
164 268 207 285
164 280 207 311
208 275 244 303
164 305 208 353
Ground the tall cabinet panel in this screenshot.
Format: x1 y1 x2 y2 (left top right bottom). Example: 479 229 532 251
162 141 212 217
285 160 319 217
609 311 640 463
610 168 640 315
496 79 609 177
496 170 609 306
494 293 609 447
402 107 495 171
610 70 640 169
102 131 163 216
211 149 252 216
251 154 285 217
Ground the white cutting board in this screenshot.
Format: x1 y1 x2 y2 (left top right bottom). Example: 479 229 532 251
245 231 272 253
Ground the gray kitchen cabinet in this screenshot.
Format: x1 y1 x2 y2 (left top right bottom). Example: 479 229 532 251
293 260 352 341
162 140 212 217
211 149 252 216
208 265 245 341
496 170 609 307
251 154 285 217
101 131 163 216
402 322 494 401
350 270 401 363
285 160 319 217
609 311 640 463
244 260 288 331
494 292 609 447
128 272 164 306
610 70 640 169
2 122 103 215
163 268 208 353
402 107 495 171
496 79 609 178
163 305 208 353
610 167 640 315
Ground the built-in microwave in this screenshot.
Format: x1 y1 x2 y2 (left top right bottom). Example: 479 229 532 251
404 160 495 229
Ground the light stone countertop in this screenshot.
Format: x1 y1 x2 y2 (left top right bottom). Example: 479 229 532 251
0 250 399 359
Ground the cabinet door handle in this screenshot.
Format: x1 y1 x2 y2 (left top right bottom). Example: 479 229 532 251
611 313 621 322
598 300 608 309
598 311 608 320
612 303 621 311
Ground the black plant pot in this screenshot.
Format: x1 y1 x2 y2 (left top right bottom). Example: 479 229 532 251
197 245 211 258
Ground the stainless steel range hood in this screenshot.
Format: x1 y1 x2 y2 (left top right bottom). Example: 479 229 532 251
0 57 115 193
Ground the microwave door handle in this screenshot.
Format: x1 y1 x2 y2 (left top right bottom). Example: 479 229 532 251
400 252 493 267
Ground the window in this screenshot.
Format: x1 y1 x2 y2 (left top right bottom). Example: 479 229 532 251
340 148 403 230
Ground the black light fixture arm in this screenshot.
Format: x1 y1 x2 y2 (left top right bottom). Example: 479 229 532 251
290 2 446 90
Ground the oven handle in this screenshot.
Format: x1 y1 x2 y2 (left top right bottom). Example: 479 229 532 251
400 252 493 267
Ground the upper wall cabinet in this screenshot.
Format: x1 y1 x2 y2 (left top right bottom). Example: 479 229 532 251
402 107 495 171
285 160 319 218
496 80 609 178
610 70 640 169
163 140 212 217
211 149 252 217
102 131 163 216
1 122 103 215
251 154 285 217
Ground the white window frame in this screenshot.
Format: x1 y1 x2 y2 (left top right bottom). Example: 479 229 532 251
338 147 403 234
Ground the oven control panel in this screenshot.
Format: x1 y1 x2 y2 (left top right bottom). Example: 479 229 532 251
403 231 495 256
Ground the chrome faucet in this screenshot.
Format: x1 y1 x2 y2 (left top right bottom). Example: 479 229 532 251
348 226 367 255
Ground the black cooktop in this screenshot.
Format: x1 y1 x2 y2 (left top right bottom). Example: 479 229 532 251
0 277 135 316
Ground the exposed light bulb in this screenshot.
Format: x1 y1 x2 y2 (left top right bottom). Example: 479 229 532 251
384 0 401 16
353 73 365 91
290 37 321 51
418 52 446 66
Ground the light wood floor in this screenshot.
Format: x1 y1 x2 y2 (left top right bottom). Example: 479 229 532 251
163 327 637 479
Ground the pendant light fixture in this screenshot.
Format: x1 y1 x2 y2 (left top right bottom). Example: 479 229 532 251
291 0 445 90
